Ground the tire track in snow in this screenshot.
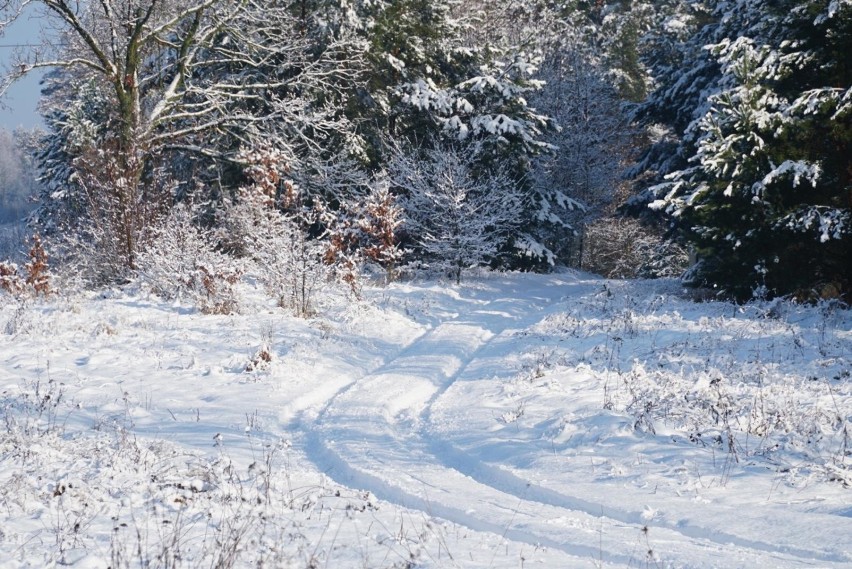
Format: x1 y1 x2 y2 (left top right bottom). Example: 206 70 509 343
416 292 852 566
414 331 851 565
300 277 563 433
300 317 644 566
282 322 439 429
300 279 618 563
416 315 852 564
303 427 626 567
279 286 488 430
424 438 852 565
301 277 843 568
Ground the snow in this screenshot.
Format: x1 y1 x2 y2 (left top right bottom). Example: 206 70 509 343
1 272 851 567
817 0 852 23
754 160 821 193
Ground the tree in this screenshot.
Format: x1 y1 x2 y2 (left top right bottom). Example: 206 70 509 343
647 1 852 299
447 1 673 269
390 142 525 283
529 40 633 265
5 1 234 275
353 175 405 283
3 0 362 281
630 0 722 189
222 183 331 317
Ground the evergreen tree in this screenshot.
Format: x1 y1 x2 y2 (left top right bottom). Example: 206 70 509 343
348 1 553 266
647 0 852 299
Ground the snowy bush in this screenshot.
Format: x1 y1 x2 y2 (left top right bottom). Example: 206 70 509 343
0 260 23 296
24 234 50 296
581 217 688 279
0 234 51 298
270 223 332 318
221 188 331 317
357 176 405 283
619 359 852 486
390 142 524 283
316 201 365 299
320 174 405 290
138 204 242 314
531 285 852 486
2 378 67 441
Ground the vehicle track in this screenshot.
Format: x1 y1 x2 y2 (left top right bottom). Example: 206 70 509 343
300 277 852 568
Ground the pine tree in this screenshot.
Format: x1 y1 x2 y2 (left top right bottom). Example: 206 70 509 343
350 1 553 267
647 0 852 299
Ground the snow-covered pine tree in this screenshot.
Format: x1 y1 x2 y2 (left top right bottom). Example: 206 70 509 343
34 73 109 233
648 0 852 300
592 0 657 102
630 0 722 190
356 0 552 174
448 1 669 269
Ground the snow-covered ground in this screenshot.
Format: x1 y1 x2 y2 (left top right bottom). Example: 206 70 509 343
1 271 851 568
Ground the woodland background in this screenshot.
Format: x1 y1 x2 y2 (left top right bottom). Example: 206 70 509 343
0 0 848 306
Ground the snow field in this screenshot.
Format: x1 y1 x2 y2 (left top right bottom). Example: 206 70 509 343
1 272 851 567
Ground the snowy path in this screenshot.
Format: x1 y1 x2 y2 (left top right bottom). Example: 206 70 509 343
3 273 851 567
300 276 852 568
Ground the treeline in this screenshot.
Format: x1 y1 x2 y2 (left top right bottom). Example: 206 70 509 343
0 129 39 259
0 0 848 302
0 129 38 225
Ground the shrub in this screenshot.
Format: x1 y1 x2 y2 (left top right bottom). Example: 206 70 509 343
220 188 331 317
318 177 405 293
24 234 50 295
138 205 242 314
0 261 23 296
581 217 688 279
0 234 51 298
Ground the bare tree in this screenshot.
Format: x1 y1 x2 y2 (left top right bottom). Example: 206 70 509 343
1 0 363 277
390 141 524 284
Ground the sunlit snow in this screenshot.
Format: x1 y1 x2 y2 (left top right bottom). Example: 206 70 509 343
2 272 850 568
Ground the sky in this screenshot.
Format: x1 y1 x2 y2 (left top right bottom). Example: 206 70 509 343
0 10 47 131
